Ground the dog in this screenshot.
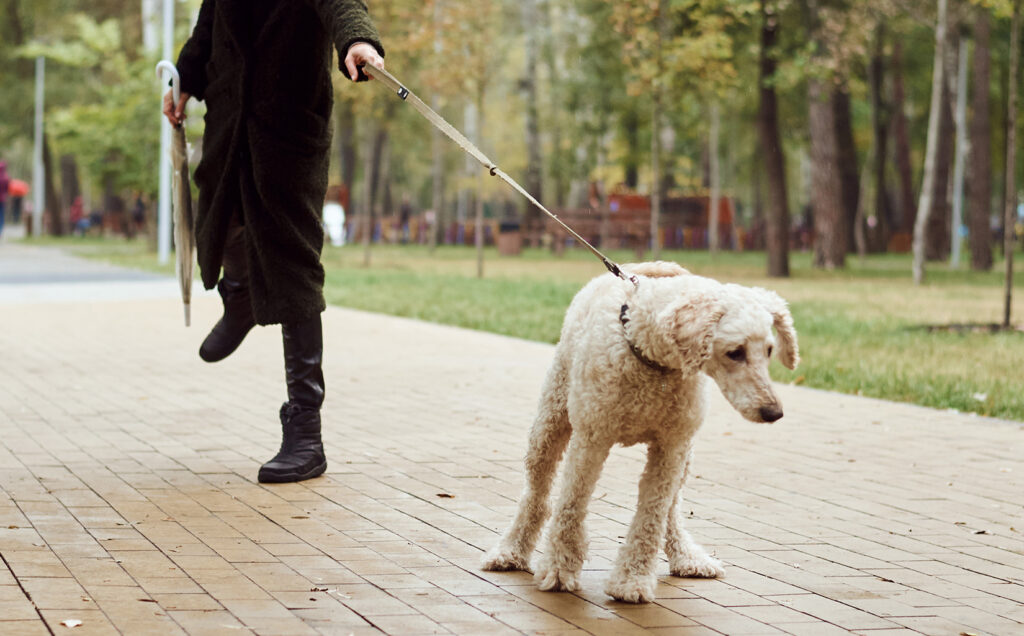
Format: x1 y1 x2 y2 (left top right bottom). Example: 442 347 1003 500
481 261 799 603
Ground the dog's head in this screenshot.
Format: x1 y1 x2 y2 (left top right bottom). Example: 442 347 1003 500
661 284 799 423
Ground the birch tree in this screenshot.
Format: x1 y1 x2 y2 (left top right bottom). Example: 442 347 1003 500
912 0 949 285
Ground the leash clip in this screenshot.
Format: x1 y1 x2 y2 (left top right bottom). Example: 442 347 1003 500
397 86 409 100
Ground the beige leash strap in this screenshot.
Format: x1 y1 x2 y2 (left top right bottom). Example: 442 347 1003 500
363 62 638 287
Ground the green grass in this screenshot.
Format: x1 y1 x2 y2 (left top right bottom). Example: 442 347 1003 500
21 236 1024 421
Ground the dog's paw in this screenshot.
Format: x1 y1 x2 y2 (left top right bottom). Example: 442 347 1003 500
481 546 530 572
669 553 725 579
533 557 581 592
604 571 657 603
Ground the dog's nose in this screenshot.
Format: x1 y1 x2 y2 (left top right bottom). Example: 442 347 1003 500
759 404 783 422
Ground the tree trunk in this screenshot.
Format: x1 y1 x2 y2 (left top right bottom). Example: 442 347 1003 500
521 0 543 241
623 107 640 189
912 0 948 284
430 0 445 251
808 80 846 269
1003 1 1020 328
968 7 993 271
926 65 955 262
650 0 667 260
833 83 859 253
708 101 722 253
950 34 970 267
802 0 845 268
476 85 486 279
59 154 80 237
868 21 892 252
336 99 357 210
430 94 444 251
361 121 379 266
42 133 63 236
760 0 789 276
891 41 916 233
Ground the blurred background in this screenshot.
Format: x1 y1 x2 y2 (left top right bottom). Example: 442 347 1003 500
1 0 1021 272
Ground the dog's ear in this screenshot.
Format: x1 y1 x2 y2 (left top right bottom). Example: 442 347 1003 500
751 288 799 370
659 293 726 370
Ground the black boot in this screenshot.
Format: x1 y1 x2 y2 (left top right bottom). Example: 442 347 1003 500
258 315 327 483
199 278 256 362
199 226 255 362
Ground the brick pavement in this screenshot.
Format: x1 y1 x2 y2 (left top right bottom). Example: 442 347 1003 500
0 244 1022 635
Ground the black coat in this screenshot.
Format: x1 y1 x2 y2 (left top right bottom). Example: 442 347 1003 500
176 0 383 325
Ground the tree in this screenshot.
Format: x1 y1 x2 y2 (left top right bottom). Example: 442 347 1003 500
968 6 993 271
891 41 917 233
867 21 893 252
912 0 949 285
802 0 847 269
759 0 790 277
1002 0 1020 327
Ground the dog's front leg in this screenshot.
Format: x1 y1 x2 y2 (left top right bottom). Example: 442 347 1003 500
533 434 612 593
604 441 688 603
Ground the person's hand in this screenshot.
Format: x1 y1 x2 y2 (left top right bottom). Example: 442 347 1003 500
344 41 384 82
162 90 191 126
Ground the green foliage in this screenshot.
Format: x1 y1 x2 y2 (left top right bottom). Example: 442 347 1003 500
24 14 163 195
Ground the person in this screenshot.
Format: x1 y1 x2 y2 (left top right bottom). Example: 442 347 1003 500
8 178 28 224
69 196 87 236
0 161 10 238
131 193 146 237
399 195 412 244
323 185 346 247
163 1 385 483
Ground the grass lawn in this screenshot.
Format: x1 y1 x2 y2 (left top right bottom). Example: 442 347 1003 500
21 236 1024 421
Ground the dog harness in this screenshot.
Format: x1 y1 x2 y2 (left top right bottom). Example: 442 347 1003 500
619 304 675 374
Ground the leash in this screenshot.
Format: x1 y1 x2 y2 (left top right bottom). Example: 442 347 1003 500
363 62 638 288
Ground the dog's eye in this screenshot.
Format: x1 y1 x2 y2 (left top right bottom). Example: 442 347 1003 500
726 348 746 362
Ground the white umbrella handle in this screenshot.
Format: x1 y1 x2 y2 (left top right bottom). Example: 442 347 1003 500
156 60 181 104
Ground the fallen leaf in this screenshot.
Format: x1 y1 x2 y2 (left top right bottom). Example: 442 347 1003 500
60 619 83 628
436 493 454 498
310 587 328 592
954 521 967 525
974 530 990 535
291 516 309 519
138 599 157 603
7 525 18 529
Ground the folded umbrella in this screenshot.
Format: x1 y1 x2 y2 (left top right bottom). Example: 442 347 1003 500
156 61 195 326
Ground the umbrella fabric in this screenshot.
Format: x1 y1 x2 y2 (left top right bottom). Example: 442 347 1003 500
170 123 195 326
8 179 29 197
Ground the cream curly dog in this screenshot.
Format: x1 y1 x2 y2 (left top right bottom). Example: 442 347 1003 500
482 261 799 603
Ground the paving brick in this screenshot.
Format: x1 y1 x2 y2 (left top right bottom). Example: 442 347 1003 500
1 249 1023 635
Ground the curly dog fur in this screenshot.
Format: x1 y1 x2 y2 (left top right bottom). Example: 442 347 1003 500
482 261 799 603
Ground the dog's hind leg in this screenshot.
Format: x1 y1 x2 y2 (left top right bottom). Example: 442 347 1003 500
482 357 572 572
532 432 613 593
604 440 689 603
664 449 725 579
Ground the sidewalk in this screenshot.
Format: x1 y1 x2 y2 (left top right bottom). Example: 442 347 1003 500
0 244 1022 635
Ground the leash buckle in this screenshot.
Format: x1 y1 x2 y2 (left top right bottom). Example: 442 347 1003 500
397 87 409 100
